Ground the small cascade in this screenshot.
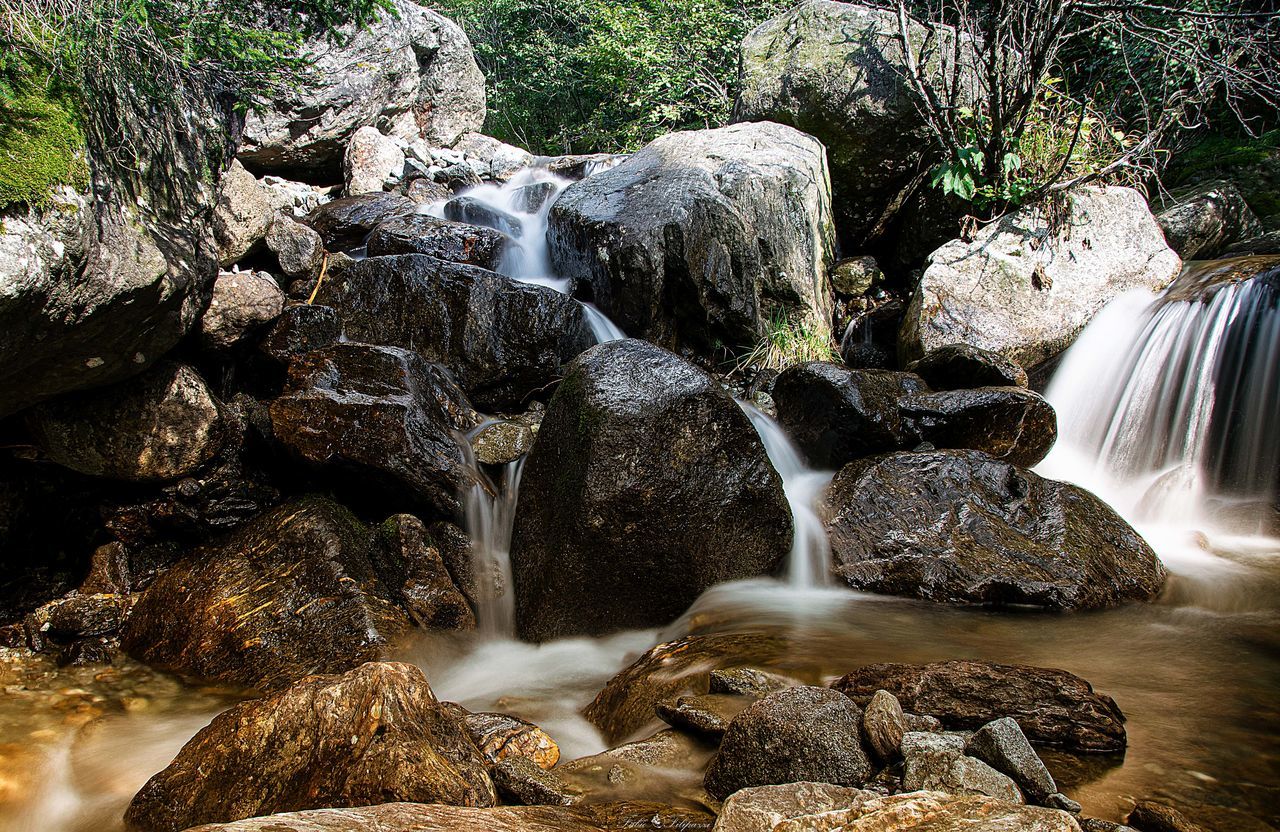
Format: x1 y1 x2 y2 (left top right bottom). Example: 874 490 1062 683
740 403 834 587
462 455 525 639
1042 256 1280 535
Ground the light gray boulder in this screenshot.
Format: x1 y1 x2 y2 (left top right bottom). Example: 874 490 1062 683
214 160 274 266
238 0 485 176
200 271 285 351
549 122 835 356
900 187 1182 368
344 127 406 196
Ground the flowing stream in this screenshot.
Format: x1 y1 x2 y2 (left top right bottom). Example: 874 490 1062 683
4 204 1280 831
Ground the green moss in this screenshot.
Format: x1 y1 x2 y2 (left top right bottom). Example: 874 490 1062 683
0 82 89 209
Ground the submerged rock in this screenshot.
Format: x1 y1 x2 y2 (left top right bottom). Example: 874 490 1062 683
901 187 1182 368
655 693 753 739
28 362 224 483
510 340 792 641
704 686 872 799
549 122 835 356
238 0 485 175
181 802 714 832
833 660 1128 752
314 254 595 410
1126 800 1208 832
366 214 513 270
125 662 495 832
585 633 790 743
444 196 525 237
269 343 478 517
122 497 414 691
304 193 416 250
823 450 1166 609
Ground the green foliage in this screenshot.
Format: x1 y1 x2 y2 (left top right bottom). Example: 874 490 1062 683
735 312 837 373
433 0 792 154
0 57 88 208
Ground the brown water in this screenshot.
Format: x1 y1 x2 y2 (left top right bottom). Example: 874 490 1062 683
1 531 1276 831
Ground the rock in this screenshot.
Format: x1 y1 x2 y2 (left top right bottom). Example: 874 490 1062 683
315 254 595 410
471 420 536 465
901 187 1182 368
510 340 791 641
344 127 405 196
901 731 968 757
182 802 713 832
1082 821 1138 832
712 782 880 832
238 0 485 175
832 660 1128 752
901 744 1023 803
1156 179 1263 260
841 340 896 371
430 520 481 609
408 177 454 205
554 729 715 804
376 515 475 632
1126 801 1207 832
266 214 325 281
898 387 1057 467
366 214 513 270
258 305 341 364
656 694 752 739
269 343 478 517
823 450 1167 610
304 193 416 251
454 133 536 181
0 80 231 417
831 256 883 296
124 662 495 832
861 689 906 762
511 182 559 214
28 362 224 482
1046 794 1083 814
585 633 790 743
23 593 131 653
1223 229 1280 256
214 160 274 266
733 1 977 247
549 122 835 355
545 153 625 181
906 343 1029 390
967 717 1057 803
709 667 797 697
493 756 580 806
454 709 560 769
260 176 334 218
444 196 525 237
121 497 416 691
904 713 943 733
704 686 872 800
200 271 285 351
772 363 927 467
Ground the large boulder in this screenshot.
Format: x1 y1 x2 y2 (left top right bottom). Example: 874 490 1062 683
823 450 1165 609
122 497 416 691
269 343 478 518
124 662 496 832
0 79 234 418
27 362 225 482
704 686 873 799
733 1 976 248
1156 179 1264 260
237 0 485 176
900 187 1182 368
833 660 1128 752
549 122 835 356
905 343 1029 390
510 340 792 641
314 254 595 410
773 364 1056 469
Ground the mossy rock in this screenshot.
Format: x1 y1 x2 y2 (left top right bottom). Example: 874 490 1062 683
0 82 89 208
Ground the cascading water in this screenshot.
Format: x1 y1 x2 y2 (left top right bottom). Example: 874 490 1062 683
739 403 834 588
1041 256 1280 540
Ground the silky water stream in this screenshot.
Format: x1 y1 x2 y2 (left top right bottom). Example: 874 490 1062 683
3 208 1278 829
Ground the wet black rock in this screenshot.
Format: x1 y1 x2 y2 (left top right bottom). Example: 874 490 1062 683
906 343 1029 390
510 340 791 642
24 593 131 654
257 305 341 365
125 662 496 832
833 660 1128 752
773 363 927 468
122 497 415 691
314 253 595 410
366 214 514 271
704 686 872 800
823 450 1167 609
899 387 1057 468
304 193 416 250
511 181 558 213
28 362 225 483
376 515 475 632
967 717 1057 803
444 196 524 237
269 343 478 517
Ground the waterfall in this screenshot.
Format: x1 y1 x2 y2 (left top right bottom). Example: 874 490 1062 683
463 458 524 637
1041 257 1280 536
740 403 835 588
